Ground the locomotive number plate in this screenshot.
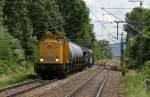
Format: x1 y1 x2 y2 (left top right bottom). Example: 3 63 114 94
45 56 55 60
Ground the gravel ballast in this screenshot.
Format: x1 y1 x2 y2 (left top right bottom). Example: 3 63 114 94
16 66 103 97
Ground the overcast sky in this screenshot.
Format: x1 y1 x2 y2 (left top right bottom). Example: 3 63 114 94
83 0 150 44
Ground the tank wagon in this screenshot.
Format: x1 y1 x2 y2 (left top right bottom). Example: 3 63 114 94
35 34 94 78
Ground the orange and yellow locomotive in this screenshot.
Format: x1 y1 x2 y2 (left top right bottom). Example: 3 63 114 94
35 34 94 78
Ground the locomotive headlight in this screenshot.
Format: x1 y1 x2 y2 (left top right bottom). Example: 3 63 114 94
56 58 59 62
40 58 44 62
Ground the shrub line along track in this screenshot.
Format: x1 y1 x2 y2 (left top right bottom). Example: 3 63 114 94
64 68 109 97
0 78 57 97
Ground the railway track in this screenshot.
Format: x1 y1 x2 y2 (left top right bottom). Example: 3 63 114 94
0 77 40 92
0 78 57 97
95 71 110 97
64 69 110 97
0 65 108 97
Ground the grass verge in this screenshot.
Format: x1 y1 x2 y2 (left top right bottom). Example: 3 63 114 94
0 63 36 88
121 69 150 97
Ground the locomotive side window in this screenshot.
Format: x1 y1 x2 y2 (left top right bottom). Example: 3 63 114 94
56 38 65 42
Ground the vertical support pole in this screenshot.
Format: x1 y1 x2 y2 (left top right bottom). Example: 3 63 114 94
128 32 131 65
117 22 119 40
114 21 124 40
140 2 143 67
121 32 124 68
121 32 125 76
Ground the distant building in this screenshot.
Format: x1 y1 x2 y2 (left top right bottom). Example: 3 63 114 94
111 42 121 57
111 42 126 60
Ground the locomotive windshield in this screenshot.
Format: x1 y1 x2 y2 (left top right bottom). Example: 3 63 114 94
40 34 66 43
55 37 65 42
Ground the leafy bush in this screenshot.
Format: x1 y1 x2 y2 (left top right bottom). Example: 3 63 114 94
144 61 150 67
0 31 26 62
24 37 38 63
143 61 150 79
0 30 29 76
0 62 35 88
127 60 137 69
122 70 150 97
0 2 36 88
0 60 8 74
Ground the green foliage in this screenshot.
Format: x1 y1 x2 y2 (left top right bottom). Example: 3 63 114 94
0 63 35 88
3 0 33 41
143 61 150 79
122 68 150 97
28 0 65 39
0 31 25 64
124 8 150 96
57 0 94 45
0 30 28 75
125 8 150 68
3 0 38 61
144 61 150 67
93 40 112 60
57 0 107 58
125 8 141 35
0 1 26 70
0 1 35 87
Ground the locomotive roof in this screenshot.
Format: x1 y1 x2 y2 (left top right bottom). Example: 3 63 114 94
40 33 92 53
40 33 68 41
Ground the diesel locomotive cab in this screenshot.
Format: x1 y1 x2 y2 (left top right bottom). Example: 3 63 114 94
39 40 64 64
35 34 70 77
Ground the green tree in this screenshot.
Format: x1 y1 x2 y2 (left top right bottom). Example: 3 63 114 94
0 1 26 74
93 40 112 60
28 0 64 39
124 8 150 68
0 0 4 31
125 8 142 36
3 0 36 61
57 0 95 48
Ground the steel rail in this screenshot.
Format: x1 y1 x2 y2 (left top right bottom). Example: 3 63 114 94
0 77 40 92
64 69 105 97
95 71 110 97
0 79 57 97
6 79 57 97
7 79 56 97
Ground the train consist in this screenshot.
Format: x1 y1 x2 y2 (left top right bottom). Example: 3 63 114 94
35 34 94 78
